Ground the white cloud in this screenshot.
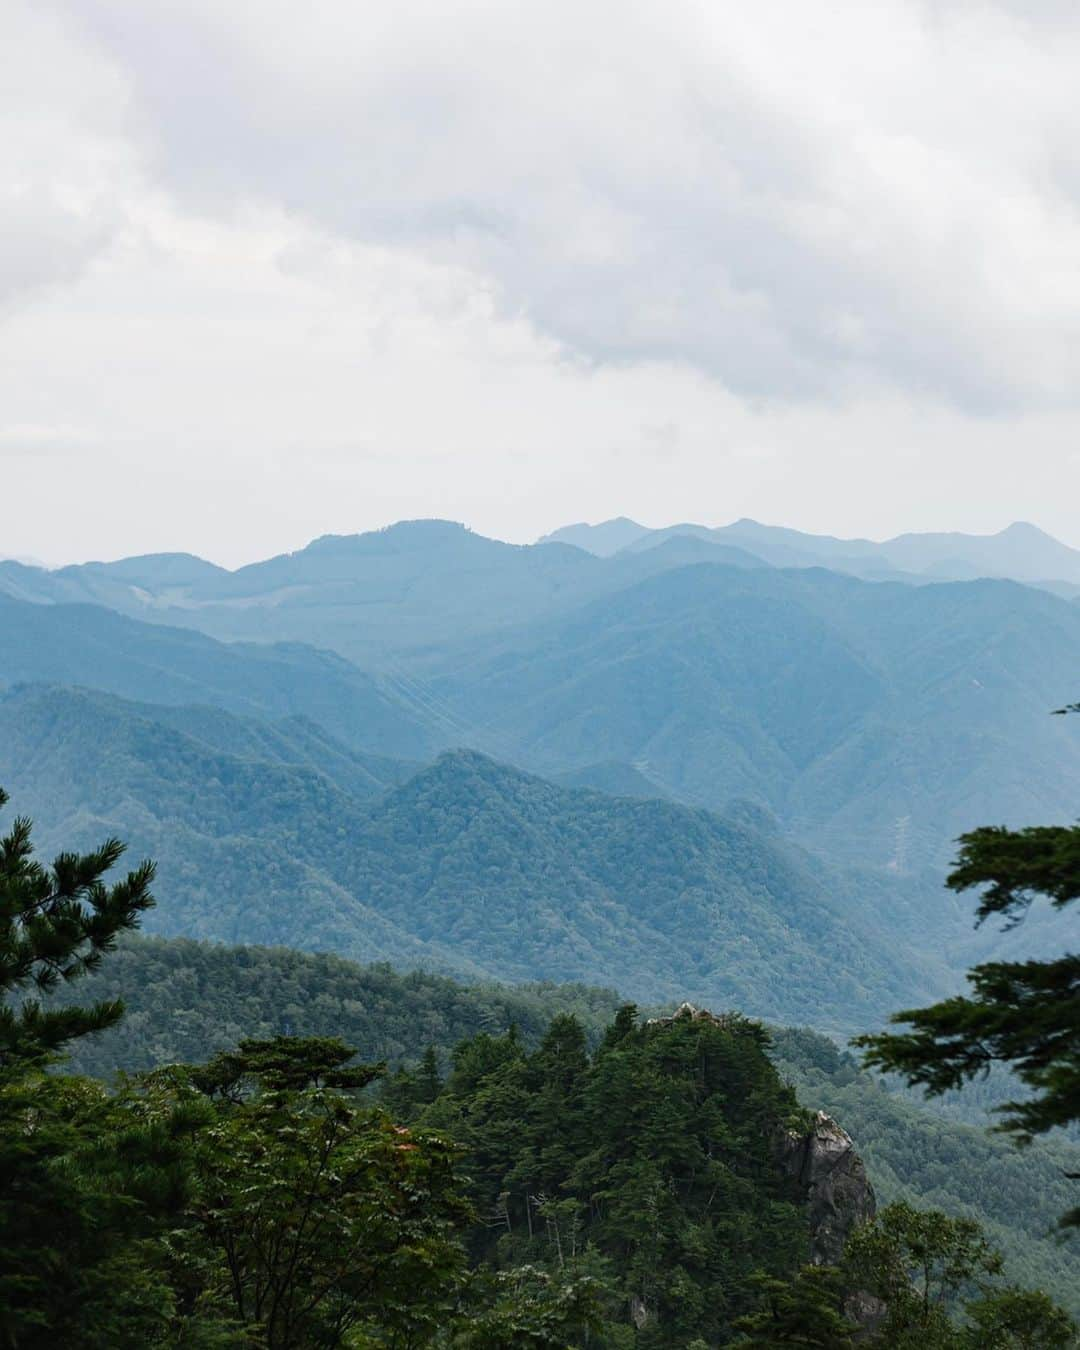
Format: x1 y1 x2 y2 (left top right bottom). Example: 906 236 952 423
3 0 1080 562
0 5 139 309
47 0 1080 409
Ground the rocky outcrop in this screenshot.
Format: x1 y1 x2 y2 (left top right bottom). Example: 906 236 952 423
779 1110 884 1334
639 1006 883 1335
779 1109 877 1265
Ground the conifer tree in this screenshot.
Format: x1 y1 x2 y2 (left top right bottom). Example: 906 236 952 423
0 786 156 1068
0 788 177 1348
858 705 1080 1225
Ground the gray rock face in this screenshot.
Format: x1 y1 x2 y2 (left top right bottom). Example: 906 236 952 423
779 1110 885 1335
779 1110 877 1265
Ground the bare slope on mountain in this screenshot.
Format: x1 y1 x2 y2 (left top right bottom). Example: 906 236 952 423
0 683 950 1032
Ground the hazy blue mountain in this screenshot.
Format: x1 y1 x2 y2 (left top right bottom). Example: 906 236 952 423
1 523 605 663
0 683 953 1032
73 695 418 800
539 516 653 554
0 593 438 758
879 519 1080 582
7 518 1079 680
0 521 766 666
7 548 1080 888
569 514 1080 587
551 759 673 799
427 562 1080 879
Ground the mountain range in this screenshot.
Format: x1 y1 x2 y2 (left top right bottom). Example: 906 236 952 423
2 514 1078 1036
0 682 957 1032
4 517 1080 877
542 516 1080 594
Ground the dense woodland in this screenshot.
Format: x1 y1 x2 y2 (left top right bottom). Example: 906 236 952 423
45 934 1080 1321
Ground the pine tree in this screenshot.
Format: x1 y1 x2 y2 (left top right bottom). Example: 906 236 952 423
417 1043 443 1104
0 788 179 1348
0 786 155 1069
857 705 1080 1225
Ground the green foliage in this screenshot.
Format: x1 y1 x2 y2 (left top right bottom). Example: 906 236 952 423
770 1026 1080 1316
730 1265 857 1346
0 787 190 1348
136 1037 471 1349
0 1069 190 1348
452 1264 611 1348
840 1203 1078 1349
47 935 1080 1320
50 935 622 1080
415 1006 811 1344
843 1200 1002 1343
963 1286 1078 1348
858 750 1080 1224
0 786 155 1069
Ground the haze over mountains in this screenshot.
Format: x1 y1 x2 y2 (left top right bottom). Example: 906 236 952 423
0 681 955 1032
543 516 1080 593
2 514 1078 1032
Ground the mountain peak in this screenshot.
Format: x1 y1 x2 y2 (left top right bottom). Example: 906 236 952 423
998 520 1054 540
539 518 652 556
306 520 480 555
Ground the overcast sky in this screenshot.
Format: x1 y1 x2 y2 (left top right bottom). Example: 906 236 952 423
4 1 1080 565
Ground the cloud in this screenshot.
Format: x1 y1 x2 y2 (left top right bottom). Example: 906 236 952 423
3 0 1080 564
44 0 1080 411
0 5 140 309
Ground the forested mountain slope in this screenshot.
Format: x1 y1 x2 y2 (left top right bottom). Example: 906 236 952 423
6 534 1080 884
428 562 1080 874
771 1027 1080 1317
50 935 1080 1318
0 592 439 757
0 684 952 1030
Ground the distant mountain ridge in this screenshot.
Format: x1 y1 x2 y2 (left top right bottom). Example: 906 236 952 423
541 515 1080 590
0 520 768 665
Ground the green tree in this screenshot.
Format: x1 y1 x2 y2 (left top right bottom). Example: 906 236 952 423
730 1265 858 1346
962 1286 1077 1348
0 789 176 1349
453 1264 608 1348
857 707 1080 1226
141 1036 472 1349
417 1043 444 1104
424 1005 810 1344
0 786 155 1069
843 1201 1002 1347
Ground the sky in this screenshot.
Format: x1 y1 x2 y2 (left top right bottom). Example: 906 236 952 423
4 1 1080 566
